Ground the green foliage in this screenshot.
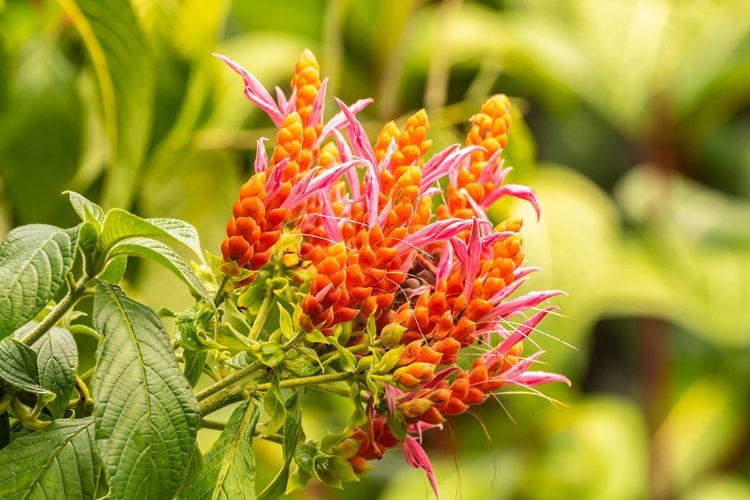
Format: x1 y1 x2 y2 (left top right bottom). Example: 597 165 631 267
0 337 53 399
23 324 78 419
0 225 77 339
1 0 749 499
0 418 100 500
93 283 199 500
181 401 260 500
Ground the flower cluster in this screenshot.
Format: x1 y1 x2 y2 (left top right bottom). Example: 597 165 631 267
219 50 568 497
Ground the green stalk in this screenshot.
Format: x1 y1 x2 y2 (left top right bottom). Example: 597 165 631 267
319 343 368 363
21 277 89 346
213 274 230 306
255 371 352 392
199 385 245 417
248 290 274 341
198 370 353 417
196 330 306 402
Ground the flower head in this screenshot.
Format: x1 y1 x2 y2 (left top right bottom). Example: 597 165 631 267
217 50 568 497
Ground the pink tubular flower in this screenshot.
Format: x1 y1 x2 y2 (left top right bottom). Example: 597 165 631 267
217 50 569 498
402 435 440 499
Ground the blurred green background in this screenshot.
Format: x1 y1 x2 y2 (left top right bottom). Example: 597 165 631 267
2 0 750 498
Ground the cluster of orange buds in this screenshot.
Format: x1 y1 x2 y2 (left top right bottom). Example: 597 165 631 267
218 51 352 278
335 417 400 474
438 94 540 222
298 108 444 335
217 50 568 499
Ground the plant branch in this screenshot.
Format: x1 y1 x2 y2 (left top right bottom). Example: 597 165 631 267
196 330 305 402
254 371 353 392
21 276 89 346
199 370 354 417
248 290 274 341
199 385 246 417
213 274 230 306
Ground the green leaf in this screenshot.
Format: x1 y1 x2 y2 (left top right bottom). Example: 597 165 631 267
255 341 285 368
57 0 154 210
280 356 319 377
0 418 100 500
97 254 127 284
261 377 286 437
386 408 407 442
176 445 205 499
216 325 255 352
348 385 367 429
0 225 77 339
329 337 356 373
92 282 199 500
293 444 318 479
65 190 105 228
99 209 203 259
325 455 359 484
77 221 100 268
278 304 294 340
258 393 302 500
107 237 211 301
304 329 329 345
0 337 53 399
183 350 207 388
28 324 78 419
181 400 260 500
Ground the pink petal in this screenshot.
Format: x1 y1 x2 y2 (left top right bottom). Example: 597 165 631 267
487 276 529 305
395 218 486 254
420 144 459 189
459 188 490 221
480 231 515 250
422 145 481 192
275 86 290 113
283 87 298 116
318 98 373 146
476 149 503 185
309 77 329 126
213 53 284 127
385 385 401 415
463 218 481 299
265 158 289 199
376 198 393 227
315 282 333 302
282 160 360 210
490 290 565 318
402 436 440 499
483 184 541 221
435 242 454 282
335 97 377 166
320 192 343 241
505 371 571 387
381 137 398 174
363 160 379 227
254 138 268 173
513 266 540 280
484 306 557 369
500 351 545 379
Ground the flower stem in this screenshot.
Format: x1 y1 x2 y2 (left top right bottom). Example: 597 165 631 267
255 371 352 392
249 290 274 340
213 275 230 306
21 277 89 346
319 343 368 363
199 385 246 417
198 370 353 417
196 330 306 402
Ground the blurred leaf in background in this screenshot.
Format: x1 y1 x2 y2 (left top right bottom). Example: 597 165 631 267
1 0 750 498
